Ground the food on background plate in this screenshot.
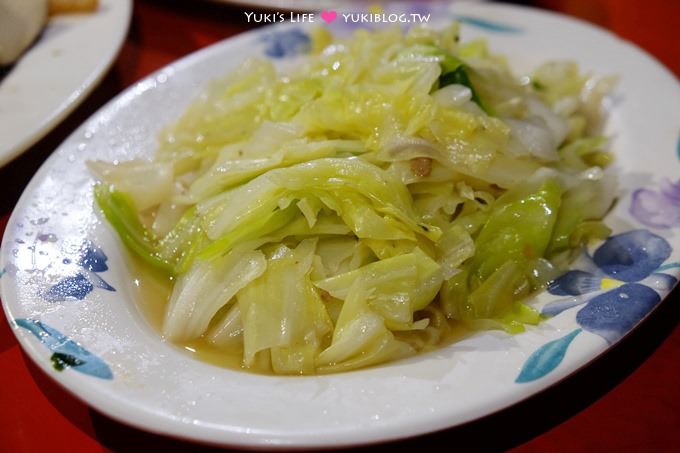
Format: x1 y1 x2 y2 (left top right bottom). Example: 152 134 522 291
0 0 48 65
0 0 99 66
90 23 617 375
48 0 98 15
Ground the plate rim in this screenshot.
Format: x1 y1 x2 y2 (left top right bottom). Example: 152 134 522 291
0 0 133 167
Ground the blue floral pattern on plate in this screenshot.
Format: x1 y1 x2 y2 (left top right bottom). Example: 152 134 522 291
516 328 581 383
44 240 115 302
16 318 113 380
450 15 522 33
260 29 311 58
516 230 677 383
629 134 680 228
630 179 680 229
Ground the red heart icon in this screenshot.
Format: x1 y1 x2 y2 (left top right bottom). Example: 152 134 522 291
320 10 337 24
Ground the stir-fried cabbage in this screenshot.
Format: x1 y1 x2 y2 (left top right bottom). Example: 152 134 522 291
90 23 616 374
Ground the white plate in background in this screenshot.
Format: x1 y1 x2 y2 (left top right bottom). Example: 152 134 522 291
0 0 132 167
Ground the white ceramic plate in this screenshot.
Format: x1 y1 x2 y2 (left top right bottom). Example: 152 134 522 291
0 0 132 167
2 1 679 449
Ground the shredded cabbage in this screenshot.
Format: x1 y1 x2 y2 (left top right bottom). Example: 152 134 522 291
90 23 616 374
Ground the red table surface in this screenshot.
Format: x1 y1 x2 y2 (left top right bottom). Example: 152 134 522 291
1 1 678 451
